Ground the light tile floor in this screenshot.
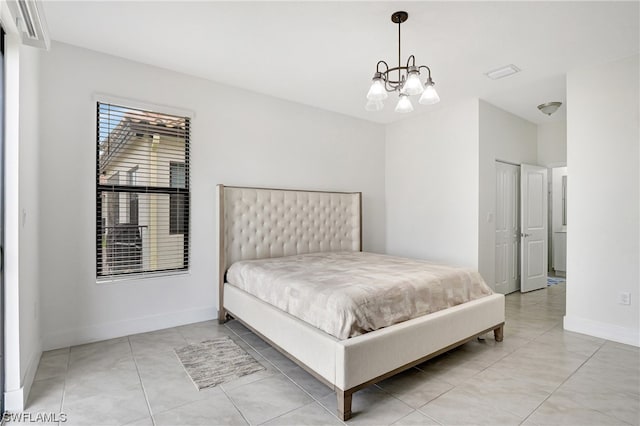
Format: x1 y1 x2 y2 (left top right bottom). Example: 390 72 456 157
15 283 640 425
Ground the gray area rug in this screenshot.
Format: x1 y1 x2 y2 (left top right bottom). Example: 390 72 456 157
175 336 265 390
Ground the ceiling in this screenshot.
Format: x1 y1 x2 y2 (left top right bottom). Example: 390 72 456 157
42 1 639 125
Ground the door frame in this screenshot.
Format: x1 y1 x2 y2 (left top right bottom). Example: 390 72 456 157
548 163 567 275
495 160 521 294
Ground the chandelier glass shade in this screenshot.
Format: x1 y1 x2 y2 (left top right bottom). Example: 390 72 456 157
366 11 440 112
365 99 384 111
366 75 388 101
394 93 414 113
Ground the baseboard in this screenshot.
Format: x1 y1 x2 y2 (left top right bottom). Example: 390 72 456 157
4 387 24 413
4 342 42 412
42 306 216 351
563 315 640 347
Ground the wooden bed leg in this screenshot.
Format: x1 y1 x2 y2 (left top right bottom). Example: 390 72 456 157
337 389 353 421
494 325 504 342
218 308 227 324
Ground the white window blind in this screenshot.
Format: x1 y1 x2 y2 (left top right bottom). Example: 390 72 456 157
97 102 190 279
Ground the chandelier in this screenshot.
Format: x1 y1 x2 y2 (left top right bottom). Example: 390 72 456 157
366 11 440 113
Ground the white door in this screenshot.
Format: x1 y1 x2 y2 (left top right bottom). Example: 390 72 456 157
495 162 520 294
520 164 548 292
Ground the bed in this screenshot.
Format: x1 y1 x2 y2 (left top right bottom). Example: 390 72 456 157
217 185 505 420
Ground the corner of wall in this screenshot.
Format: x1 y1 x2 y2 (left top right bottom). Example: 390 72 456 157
4 37 45 412
3 343 42 412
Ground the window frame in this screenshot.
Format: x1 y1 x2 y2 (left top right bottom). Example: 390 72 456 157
95 99 192 281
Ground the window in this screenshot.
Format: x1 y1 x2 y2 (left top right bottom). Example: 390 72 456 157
97 102 190 279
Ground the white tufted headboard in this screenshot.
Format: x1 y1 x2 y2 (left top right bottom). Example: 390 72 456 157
217 185 362 318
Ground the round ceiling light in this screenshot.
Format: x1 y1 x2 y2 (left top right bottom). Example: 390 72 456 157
537 102 562 116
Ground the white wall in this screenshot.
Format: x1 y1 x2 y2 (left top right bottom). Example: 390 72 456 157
385 99 479 268
537 121 567 167
3 37 42 411
39 42 386 350
565 54 639 346
478 100 538 291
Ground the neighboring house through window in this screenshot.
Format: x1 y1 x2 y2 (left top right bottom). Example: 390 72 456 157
170 162 187 234
96 102 190 279
106 172 120 227
127 166 139 225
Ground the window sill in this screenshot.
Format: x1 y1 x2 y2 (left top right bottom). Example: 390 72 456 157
96 269 190 284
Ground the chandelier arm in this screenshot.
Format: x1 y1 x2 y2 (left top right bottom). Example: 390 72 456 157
406 55 416 69
376 60 389 74
385 66 408 85
384 80 394 92
418 65 432 80
391 81 402 92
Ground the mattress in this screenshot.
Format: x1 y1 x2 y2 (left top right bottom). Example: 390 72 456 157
226 251 493 340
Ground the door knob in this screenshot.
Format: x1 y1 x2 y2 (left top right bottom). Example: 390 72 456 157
521 233 531 238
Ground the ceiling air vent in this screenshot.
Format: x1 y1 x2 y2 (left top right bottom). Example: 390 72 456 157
485 64 520 80
7 0 50 49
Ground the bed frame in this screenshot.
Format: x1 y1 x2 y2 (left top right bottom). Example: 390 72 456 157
217 185 505 420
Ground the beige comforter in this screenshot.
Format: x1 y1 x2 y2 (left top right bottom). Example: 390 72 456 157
226 251 493 340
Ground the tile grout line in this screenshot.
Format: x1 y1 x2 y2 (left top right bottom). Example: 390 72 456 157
517 338 609 426
421 411 444 426
273 367 347 425
312 400 347 426
127 336 156 426
235 329 341 424
562 341 637 426
236 319 518 426
218 385 252 426
372 371 449 410
59 348 71 420
255 400 341 426
392 409 444 426
413 299 564 424
243 316 507 410
226 287 627 426
221 323 273 426
229 324 348 425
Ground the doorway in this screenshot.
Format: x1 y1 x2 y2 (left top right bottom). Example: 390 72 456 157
550 166 567 277
495 161 520 294
495 161 549 294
